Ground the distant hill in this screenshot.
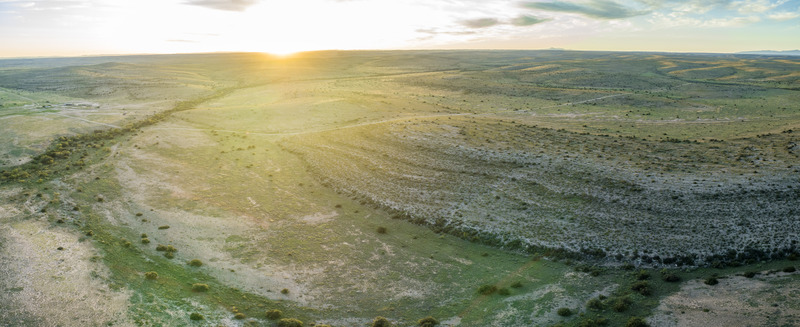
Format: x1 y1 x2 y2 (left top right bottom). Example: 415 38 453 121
737 50 800 56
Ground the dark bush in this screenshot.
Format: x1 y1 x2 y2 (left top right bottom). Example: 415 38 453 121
372 316 391 327
704 277 719 286
477 284 497 295
417 316 439 327
586 297 604 310
557 307 573 316
783 266 796 273
631 281 652 295
158 225 170 230
743 271 757 278
266 309 282 320
510 281 523 288
277 318 304 327
578 317 608 327
191 283 209 292
625 317 648 327
281 288 289 295
662 273 680 282
377 226 387 234
497 287 510 296
189 313 204 321
636 270 650 280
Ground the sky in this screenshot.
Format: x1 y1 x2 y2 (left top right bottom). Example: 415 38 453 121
0 0 798 57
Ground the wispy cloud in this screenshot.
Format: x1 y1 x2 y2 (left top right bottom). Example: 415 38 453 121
183 0 259 12
522 0 649 19
767 10 799 20
511 14 551 25
460 17 500 28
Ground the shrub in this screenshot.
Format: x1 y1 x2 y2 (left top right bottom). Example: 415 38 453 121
266 309 282 320
164 252 174 259
191 283 209 292
188 259 203 267
631 281 652 295
144 271 158 280
477 284 497 295
281 288 289 295
586 297 604 310
662 273 680 282
158 225 170 230
135 212 143 216
783 266 796 273
497 287 510 295
743 271 757 278
578 317 608 327
377 226 387 234
612 297 632 312
510 281 523 288
372 316 391 327
626 317 648 327
417 316 439 327
277 318 304 327
557 307 573 316
636 270 650 280
140 233 147 238
141 238 150 244
704 277 719 286
189 312 204 321
156 244 167 251
234 312 246 320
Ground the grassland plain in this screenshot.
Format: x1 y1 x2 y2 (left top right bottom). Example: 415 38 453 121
0 50 799 327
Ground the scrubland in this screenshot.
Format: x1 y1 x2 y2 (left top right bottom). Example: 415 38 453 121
0 50 798 326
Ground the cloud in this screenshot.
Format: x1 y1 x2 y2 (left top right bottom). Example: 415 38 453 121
183 0 259 12
511 15 551 25
460 17 500 28
767 10 799 20
522 0 650 19
732 0 786 13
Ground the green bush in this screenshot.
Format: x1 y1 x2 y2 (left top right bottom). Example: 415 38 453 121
417 316 439 327
144 271 158 280
189 312 204 321
156 244 167 251
277 318 304 327
586 297 604 310
191 283 209 292
141 238 150 244
234 312 246 319
743 271 757 278
497 287 510 296
377 226 388 234
704 277 719 286
557 307 573 316
158 225 170 230
477 284 497 295
266 309 282 320
140 233 147 238
281 288 289 294
625 317 648 327
578 317 608 327
661 273 680 282
188 259 203 267
372 316 391 327
612 297 632 312
510 281 523 288
783 266 796 273
631 281 652 295
635 270 650 280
